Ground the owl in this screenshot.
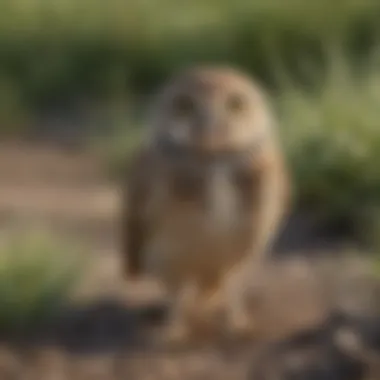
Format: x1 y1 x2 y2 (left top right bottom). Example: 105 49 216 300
121 66 292 345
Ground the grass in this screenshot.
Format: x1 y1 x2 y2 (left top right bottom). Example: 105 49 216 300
0 0 379 132
91 114 145 180
276 47 380 242
0 229 86 338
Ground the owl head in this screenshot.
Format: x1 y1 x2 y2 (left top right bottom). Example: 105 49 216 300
147 66 276 155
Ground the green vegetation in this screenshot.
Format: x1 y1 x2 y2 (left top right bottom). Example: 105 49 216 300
0 0 379 129
0 229 85 338
277 48 380 240
92 116 145 180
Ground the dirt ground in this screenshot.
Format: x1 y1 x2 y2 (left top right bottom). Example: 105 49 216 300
0 141 375 380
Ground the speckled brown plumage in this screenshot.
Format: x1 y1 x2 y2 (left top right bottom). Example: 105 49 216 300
121 66 292 346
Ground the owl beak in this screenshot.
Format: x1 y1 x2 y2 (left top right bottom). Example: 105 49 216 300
193 112 222 151
197 130 223 152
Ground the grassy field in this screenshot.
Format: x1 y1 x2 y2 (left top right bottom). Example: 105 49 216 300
0 0 379 126
0 1 379 378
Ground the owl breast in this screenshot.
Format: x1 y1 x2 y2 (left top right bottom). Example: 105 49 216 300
206 162 242 231
142 160 258 284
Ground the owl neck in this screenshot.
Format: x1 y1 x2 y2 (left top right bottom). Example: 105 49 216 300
153 136 267 164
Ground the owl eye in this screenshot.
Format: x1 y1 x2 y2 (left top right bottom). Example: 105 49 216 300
226 93 246 113
172 94 195 116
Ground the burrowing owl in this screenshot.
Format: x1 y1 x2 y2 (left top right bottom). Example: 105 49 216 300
121 66 292 345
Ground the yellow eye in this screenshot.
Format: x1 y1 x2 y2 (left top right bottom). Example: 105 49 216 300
172 94 195 116
226 93 245 113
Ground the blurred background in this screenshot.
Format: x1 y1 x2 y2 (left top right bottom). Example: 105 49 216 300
0 1 380 379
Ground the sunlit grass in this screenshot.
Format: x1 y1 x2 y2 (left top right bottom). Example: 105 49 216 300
0 0 379 133
0 229 86 337
276 47 380 241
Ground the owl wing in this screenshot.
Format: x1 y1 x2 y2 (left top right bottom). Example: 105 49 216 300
121 147 152 279
250 143 292 260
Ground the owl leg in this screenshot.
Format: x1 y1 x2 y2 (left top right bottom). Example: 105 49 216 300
222 261 260 340
226 286 255 338
190 278 226 339
161 277 224 346
161 280 199 347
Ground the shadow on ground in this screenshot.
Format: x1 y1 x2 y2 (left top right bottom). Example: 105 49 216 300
13 299 168 355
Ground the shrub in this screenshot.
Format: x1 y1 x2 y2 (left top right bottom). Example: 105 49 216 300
92 116 145 180
277 46 380 241
0 0 379 133
0 229 85 338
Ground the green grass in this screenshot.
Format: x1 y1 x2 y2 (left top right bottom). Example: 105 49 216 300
276 47 380 241
0 229 86 338
91 113 145 180
0 0 379 132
